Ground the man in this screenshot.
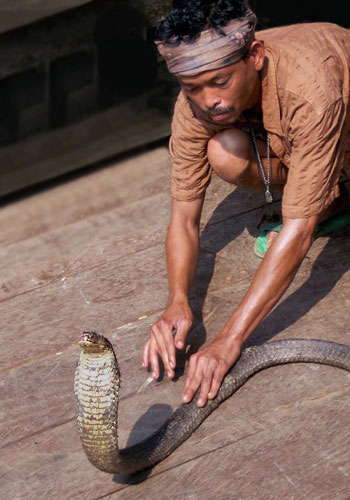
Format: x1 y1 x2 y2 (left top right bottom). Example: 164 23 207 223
142 0 350 408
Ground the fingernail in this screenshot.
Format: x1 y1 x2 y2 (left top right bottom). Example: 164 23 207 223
176 341 183 348
183 394 189 403
152 372 156 379
167 371 173 378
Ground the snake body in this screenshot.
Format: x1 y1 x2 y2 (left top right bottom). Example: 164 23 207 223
74 332 350 475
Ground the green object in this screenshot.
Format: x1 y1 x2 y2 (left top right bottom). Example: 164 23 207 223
254 209 350 258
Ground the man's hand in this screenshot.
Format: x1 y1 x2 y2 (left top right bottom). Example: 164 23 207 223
143 301 193 379
143 196 203 380
182 336 241 407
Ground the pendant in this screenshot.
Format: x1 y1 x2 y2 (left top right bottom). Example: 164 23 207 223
265 189 273 204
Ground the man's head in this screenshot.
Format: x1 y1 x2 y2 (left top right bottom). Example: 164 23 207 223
155 0 264 125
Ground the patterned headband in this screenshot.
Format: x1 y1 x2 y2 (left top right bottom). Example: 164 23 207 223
155 9 257 76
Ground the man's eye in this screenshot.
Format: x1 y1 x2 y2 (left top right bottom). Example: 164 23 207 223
184 86 198 93
214 79 229 87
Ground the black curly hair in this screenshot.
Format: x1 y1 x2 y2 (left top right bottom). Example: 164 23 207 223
155 0 251 44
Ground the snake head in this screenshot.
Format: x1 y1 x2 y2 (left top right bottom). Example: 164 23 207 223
78 331 114 353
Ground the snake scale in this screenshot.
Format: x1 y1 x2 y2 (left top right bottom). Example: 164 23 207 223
74 331 350 475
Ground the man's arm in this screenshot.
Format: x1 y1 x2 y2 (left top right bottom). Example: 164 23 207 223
182 215 319 407
143 195 205 379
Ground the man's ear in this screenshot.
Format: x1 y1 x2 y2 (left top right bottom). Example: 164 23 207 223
249 40 265 71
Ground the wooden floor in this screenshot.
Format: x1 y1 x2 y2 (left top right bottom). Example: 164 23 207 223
1 142 350 500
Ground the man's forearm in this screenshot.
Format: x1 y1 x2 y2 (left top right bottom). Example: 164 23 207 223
220 218 316 347
166 220 200 304
181 216 320 407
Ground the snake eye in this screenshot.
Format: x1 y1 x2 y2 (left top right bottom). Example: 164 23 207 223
79 331 111 350
81 332 98 343
81 331 103 344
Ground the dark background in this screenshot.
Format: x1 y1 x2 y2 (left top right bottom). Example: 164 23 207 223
0 0 348 197
250 1 349 29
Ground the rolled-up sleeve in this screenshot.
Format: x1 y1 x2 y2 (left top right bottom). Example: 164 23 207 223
282 96 348 218
169 93 215 201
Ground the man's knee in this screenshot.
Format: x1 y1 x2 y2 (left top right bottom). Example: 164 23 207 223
208 129 251 184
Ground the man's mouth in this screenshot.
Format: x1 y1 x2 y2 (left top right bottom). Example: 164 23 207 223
209 111 233 122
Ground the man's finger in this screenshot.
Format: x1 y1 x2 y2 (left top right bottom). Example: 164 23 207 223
149 339 161 379
142 340 150 368
162 323 176 370
182 356 203 403
153 324 175 377
149 322 177 379
197 370 213 407
174 318 191 349
208 365 226 400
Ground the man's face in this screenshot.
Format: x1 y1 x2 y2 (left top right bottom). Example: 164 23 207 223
178 42 264 125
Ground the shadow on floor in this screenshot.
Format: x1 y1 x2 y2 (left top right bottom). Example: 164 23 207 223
249 231 350 347
113 403 173 484
113 188 350 485
178 187 350 373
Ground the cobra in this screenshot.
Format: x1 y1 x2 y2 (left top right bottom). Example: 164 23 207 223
74 331 350 475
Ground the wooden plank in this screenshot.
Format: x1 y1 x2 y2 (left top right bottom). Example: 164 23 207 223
0 155 270 304
0 318 165 446
1 177 349 451
0 145 171 247
1 362 350 500
202 240 350 351
0 170 284 368
1 139 350 500
0 242 169 370
0 193 170 301
110 391 350 500
112 371 350 499
0 196 267 304
2 255 350 446
1 193 346 308
1 211 349 372
0 102 173 197
0 205 283 371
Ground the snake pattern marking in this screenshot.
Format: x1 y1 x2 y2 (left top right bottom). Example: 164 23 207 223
74 332 350 475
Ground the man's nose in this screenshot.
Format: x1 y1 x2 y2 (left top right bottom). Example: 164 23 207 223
203 89 221 111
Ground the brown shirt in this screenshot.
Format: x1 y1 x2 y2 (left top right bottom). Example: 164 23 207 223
169 22 350 218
